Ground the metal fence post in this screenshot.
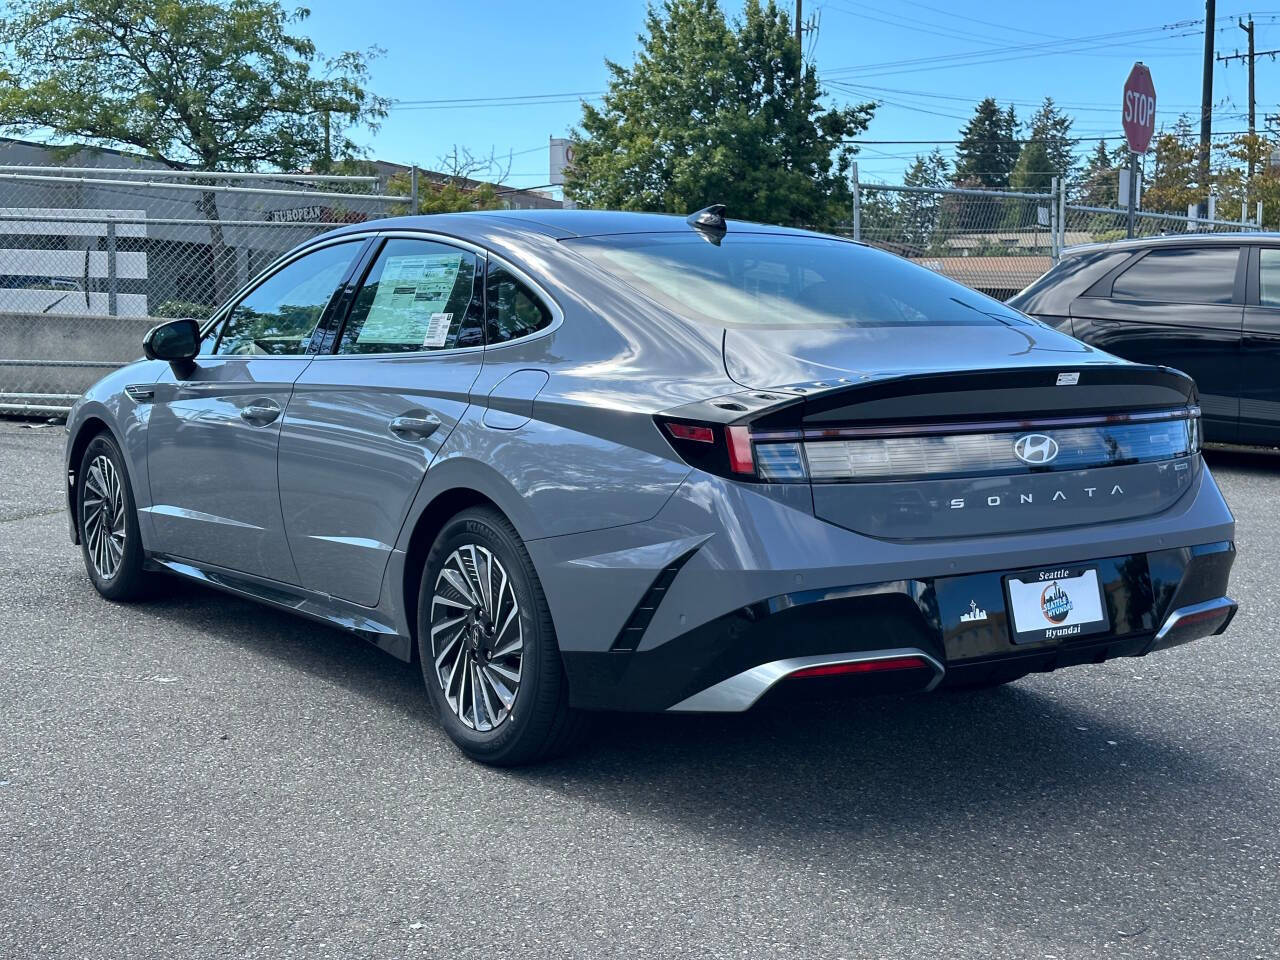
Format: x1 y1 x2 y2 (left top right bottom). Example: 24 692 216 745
410 165 419 213
1059 178 1067 255
105 220 118 317
1258 201 1264 228
851 162 861 241
1050 178 1060 261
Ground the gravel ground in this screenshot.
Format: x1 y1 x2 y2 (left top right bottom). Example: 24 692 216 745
1 419 1277 959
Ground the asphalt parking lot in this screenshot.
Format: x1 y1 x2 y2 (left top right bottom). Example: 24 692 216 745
2 420 1278 959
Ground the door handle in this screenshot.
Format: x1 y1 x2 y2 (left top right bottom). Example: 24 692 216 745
388 414 442 441
240 399 282 426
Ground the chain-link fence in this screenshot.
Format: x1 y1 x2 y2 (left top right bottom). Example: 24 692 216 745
850 177 1263 301
2 165 1274 417
0 167 399 414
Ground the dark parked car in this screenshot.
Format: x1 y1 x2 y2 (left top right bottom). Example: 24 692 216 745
65 209 1237 766
1009 233 1279 447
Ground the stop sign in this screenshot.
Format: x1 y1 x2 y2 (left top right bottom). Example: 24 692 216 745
1123 62 1156 154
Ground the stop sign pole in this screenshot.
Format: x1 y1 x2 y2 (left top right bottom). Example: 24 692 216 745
1123 62 1157 238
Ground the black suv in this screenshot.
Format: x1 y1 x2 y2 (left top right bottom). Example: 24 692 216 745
1009 233 1278 447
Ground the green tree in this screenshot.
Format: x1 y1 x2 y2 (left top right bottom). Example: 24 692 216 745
0 0 389 300
1144 115 1200 216
1010 98 1075 195
564 0 874 228
1076 139 1122 207
897 148 949 252
953 98 1020 189
384 147 510 214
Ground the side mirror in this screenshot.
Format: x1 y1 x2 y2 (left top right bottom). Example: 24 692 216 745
143 318 200 364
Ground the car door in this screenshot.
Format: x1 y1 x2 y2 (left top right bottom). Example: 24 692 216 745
1069 244 1244 444
143 238 367 582
278 234 486 606
1238 245 1280 446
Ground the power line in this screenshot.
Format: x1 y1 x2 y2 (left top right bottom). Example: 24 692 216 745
820 19 1210 77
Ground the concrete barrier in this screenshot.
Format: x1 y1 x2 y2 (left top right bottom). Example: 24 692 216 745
0 310 157 413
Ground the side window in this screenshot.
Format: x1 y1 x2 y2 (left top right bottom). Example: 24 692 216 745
216 242 360 356
486 263 552 345
1110 246 1239 305
336 238 483 354
1258 249 1280 307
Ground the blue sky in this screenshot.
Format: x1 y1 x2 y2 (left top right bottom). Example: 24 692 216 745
299 0 1279 188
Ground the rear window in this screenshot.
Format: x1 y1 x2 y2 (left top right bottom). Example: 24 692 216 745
1110 246 1239 304
564 232 1029 328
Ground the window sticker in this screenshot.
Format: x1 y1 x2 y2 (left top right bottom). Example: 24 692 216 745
422 312 453 348
356 253 464 345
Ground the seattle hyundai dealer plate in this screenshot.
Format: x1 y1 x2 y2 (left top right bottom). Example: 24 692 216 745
1006 566 1110 644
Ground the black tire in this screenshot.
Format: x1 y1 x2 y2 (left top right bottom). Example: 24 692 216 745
77 432 152 601
416 506 587 766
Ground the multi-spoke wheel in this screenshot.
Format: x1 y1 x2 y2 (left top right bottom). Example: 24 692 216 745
430 544 524 732
82 453 125 581
76 432 151 601
416 507 587 766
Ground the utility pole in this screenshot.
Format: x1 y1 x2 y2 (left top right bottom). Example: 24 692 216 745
1199 0 1215 217
1217 19 1280 182
1243 16 1255 175
795 0 802 59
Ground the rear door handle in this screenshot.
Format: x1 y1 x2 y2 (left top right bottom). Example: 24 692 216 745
389 414 442 441
240 399 282 426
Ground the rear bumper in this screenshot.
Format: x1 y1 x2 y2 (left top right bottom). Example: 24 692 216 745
561 540 1237 712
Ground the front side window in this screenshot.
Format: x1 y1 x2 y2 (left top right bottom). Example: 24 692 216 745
486 264 553 344
564 233 1029 329
337 238 483 354
1110 246 1239 305
216 241 361 355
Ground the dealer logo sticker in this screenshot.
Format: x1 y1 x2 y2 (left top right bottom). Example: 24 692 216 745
1041 581 1074 624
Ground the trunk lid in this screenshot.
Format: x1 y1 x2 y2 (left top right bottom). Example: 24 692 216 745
724 326 1202 540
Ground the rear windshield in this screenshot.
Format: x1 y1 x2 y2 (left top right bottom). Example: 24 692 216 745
564 232 1030 328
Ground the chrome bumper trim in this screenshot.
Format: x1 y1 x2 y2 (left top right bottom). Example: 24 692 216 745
1154 596 1238 645
666 647 944 713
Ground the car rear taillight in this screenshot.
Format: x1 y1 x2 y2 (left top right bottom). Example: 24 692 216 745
658 401 1200 485
657 416 808 483
788 655 932 679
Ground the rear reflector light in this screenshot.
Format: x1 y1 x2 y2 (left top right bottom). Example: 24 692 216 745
725 425 755 474
666 422 715 443
789 655 931 679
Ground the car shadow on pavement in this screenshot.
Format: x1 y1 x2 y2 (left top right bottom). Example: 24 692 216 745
139 579 431 719
141 576 1246 851
512 683 1245 848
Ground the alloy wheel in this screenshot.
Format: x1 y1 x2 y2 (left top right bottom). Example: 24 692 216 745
429 544 524 732
82 454 126 581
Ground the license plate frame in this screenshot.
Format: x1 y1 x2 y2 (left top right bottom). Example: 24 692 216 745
1003 564 1111 645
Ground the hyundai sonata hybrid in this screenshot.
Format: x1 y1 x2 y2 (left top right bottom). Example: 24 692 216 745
65 207 1239 765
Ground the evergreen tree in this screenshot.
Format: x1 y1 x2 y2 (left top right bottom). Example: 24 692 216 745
898 148 950 252
565 0 874 228
953 98 1020 189
1077 139 1120 207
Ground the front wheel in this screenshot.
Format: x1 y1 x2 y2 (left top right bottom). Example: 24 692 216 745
416 507 586 766
77 432 152 601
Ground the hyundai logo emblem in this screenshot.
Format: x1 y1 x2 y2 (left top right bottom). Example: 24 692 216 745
1013 433 1059 465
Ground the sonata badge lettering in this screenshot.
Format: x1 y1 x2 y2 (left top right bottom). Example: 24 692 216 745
949 484 1124 510
1013 433 1060 465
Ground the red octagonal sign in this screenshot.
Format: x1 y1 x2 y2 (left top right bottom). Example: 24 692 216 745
1123 62 1156 154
